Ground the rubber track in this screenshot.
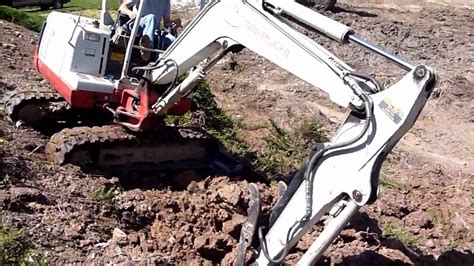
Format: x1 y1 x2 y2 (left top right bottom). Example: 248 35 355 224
46 125 214 167
3 86 65 122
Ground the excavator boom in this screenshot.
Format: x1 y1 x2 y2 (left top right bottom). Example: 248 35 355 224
135 0 437 263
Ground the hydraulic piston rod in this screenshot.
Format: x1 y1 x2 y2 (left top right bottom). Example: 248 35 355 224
266 0 414 71
266 0 352 43
348 34 414 71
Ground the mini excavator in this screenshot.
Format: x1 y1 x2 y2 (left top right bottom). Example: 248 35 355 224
3 0 436 264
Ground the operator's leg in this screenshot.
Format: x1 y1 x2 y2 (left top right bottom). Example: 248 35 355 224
138 14 159 60
159 33 176 50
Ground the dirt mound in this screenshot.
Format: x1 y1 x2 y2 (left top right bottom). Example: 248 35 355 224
1 2 473 264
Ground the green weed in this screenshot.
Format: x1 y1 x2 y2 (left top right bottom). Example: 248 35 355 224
255 117 327 178
427 208 453 228
0 174 10 189
384 221 419 251
0 136 6 150
447 238 460 250
165 113 192 126
379 171 408 190
187 82 329 181
92 185 116 202
33 158 45 167
0 223 48 265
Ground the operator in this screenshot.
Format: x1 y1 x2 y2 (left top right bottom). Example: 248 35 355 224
119 0 182 60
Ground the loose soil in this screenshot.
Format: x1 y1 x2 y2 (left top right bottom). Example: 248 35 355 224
0 2 473 265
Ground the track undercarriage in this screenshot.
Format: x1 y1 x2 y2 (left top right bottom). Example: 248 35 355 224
3 86 237 175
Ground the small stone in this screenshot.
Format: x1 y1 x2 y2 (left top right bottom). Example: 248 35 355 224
424 239 436 249
146 239 156 251
79 239 93 247
0 191 11 207
128 232 140 244
193 234 209 250
218 184 242 205
186 181 199 194
1 43 16 49
173 170 199 189
222 214 245 238
10 187 47 204
120 201 134 211
64 222 83 239
112 228 128 244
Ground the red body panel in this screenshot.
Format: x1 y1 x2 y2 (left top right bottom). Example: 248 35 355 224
34 47 192 130
36 57 116 109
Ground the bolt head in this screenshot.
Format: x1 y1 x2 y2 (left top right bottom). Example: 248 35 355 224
352 190 362 202
414 66 427 79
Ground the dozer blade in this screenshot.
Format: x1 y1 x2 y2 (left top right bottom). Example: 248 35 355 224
46 125 239 174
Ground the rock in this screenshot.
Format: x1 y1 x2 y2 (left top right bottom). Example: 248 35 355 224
112 228 128 244
128 232 140 245
222 214 245 239
339 228 358 243
80 239 93 247
119 201 134 211
218 184 242 205
1 43 16 49
186 180 200 194
193 234 209 250
64 222 83 239
221 249 238 265
215 234 233 249
10 187 48 205
193 231 229 261
146 239 156 251
423 239 436 249
0 191 10 209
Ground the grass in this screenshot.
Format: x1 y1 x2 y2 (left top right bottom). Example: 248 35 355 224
379 171 409 190
447 238 460 250
0 6 44 31
0 223 48 265
0 174 10 189
33 158 45 167
92 185 116 203
0 136 7 150
427 207 454 241
384 220 420 252
259 118 327 177
178 82 328 181
0 0 121 32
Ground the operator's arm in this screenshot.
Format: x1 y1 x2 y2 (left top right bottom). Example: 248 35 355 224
119 0 137 20
163 0 181 29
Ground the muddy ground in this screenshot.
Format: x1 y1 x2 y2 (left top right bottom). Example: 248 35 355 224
0 1 473 265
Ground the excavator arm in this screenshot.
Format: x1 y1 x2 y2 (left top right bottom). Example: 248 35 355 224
150 0 361 110
122 0 436 263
